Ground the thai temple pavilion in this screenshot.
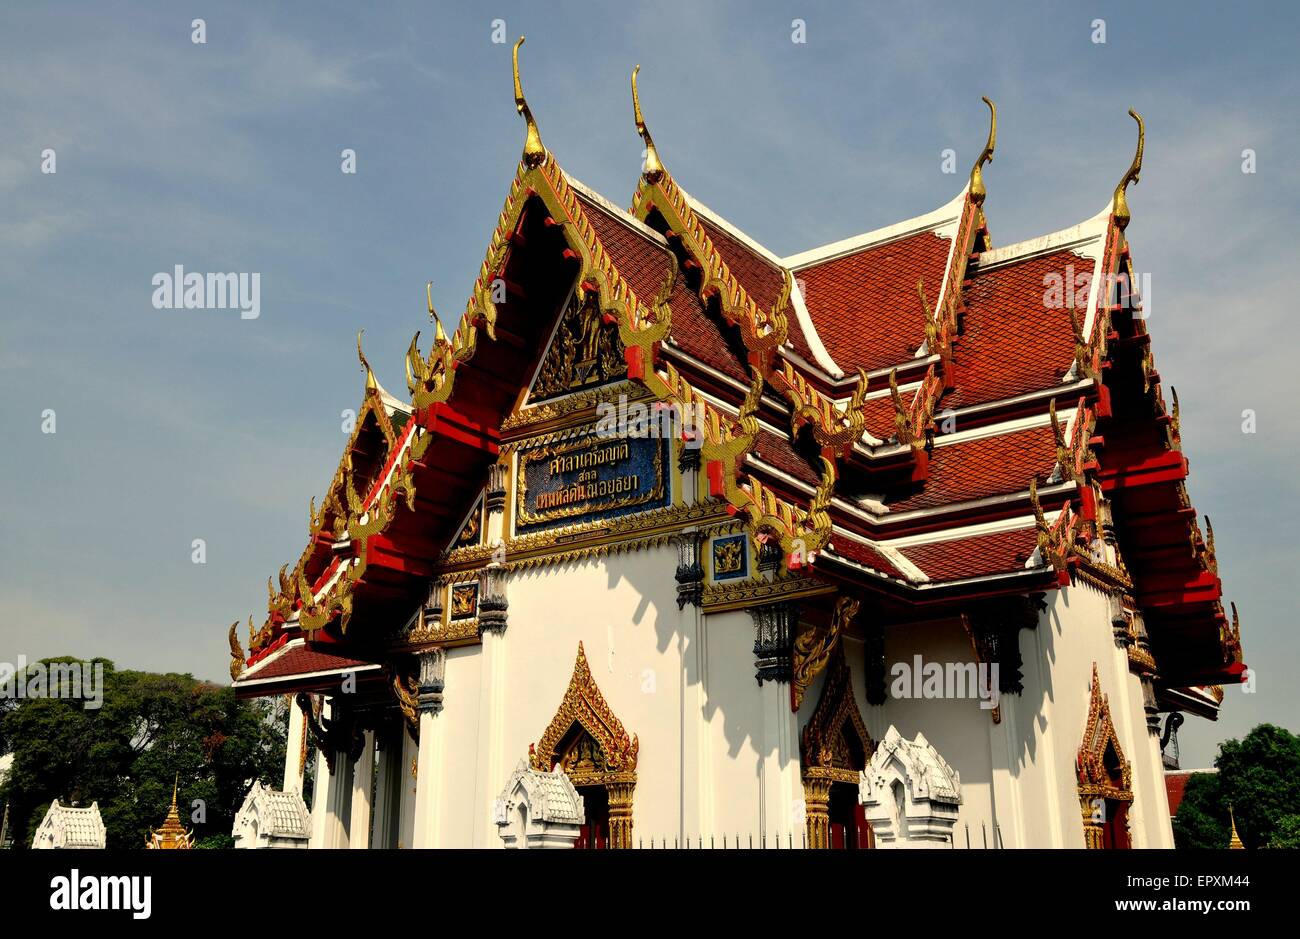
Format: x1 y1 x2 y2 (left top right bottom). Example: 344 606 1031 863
225 39 1246 850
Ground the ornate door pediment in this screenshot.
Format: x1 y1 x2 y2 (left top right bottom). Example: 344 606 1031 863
532 642 638 848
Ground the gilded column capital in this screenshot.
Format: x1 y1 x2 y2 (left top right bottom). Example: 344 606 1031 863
417 648 446 715
485 461 508 514
478 561 509 633
674 529 704 609
749 601 797 685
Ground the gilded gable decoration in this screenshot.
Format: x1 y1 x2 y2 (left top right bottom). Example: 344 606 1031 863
531 288 628 401
1076 664 1133 848
800 651 873 848
801 652 873 779
792 595 860 711
532 642 638 847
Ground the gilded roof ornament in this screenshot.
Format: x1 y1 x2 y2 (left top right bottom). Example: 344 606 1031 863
968 96 997 207
356 329 377 393
512 37 546 168
227 621 244 682
631 65 664 183
1113 109 1144 231
427 281 447 342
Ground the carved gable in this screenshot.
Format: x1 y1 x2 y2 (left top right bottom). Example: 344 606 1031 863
530 288 627 402
532 642 638 785
1076 663 1132 801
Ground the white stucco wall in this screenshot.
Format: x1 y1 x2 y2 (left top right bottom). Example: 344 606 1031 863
1001 582 1173 848
398 538 1172 849
870 619 998 847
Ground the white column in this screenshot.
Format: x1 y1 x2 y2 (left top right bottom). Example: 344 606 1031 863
307 697 332 849
759 676 802 843
1030 619 1065 847
411 649 447 848
398 730 418 848
283 695 307 793
752 601 801 844
673 528 706 843
1113 635 1173 848
305 697 354 849
371 725 402 849
308 743 329 849
679 590 708 843
987 697 1022 849
470 630 508 847
349 730 375 849
331 747 354 848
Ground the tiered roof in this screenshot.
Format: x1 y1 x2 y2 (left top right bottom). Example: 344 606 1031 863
226 47 1243 717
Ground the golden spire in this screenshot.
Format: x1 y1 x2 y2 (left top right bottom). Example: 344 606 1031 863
356 329 377 393
1113 109 1144 231
512 36 546 167
631 65 664 183
145 774 194 849
969 96 997 207
1228 805 1244 849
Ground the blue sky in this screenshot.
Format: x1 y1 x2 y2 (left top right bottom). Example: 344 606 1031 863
1 1 1296 768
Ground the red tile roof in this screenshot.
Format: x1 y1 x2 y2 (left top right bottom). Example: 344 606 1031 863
862 394 900 442
943 250 1088 409
696 215 818 366
826 536 905 580
753 427 821 486
576 191 676 304
667 277 751 382
897 526 1039 581
241 644 372 683
575 191 754 384
885 424 1056 512
796 231 953 373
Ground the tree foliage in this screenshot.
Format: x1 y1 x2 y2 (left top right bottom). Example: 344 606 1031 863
1173 723 1300 849
0 657 285 849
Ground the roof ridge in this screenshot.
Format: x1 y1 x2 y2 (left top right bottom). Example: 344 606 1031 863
783 187 969 270
974 202 1112 269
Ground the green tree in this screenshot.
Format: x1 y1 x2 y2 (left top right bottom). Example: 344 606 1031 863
1173 723 1300 849
1172 772 1229 849
1268 815 1300 849
0 657 285 849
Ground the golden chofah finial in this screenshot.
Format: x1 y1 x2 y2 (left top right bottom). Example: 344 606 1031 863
426 281 446 342
631 65 664 183
227 622 244 681
356 329 377 393
512 37 546 167
969 96 997 207
1113 108 1144 231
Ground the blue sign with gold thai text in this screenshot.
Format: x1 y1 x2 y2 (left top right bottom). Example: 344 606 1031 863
515 432 669 533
